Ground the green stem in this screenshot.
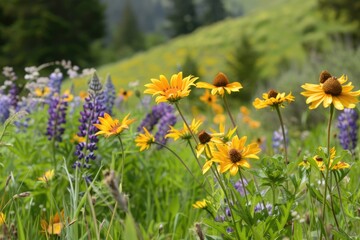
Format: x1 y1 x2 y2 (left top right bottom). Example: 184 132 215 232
174 102 199 145
238 170 249 205
271 184 276 209
334 172 348 229
187 139 202 171
322 105 334 229
223 94 239 135
275 105 288 164
117 136 125 193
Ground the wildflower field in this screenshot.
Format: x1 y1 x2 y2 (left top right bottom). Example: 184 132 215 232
0 56 359 240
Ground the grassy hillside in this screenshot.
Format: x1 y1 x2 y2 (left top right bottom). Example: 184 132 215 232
68 0 353 93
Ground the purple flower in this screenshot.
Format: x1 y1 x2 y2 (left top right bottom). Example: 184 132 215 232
46 95 68 142
155 112 177 149
272 126 288 154
103 75 116 115
137 103 174 132
234 178 248 196
48 69 63 97
337 108 359 153
0 94 11 123
73 73 105 169
254 203 272 215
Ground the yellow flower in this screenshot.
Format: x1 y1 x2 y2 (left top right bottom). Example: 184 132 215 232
199 90 218 106
79 91 89 100
38 169 55 183
135 127 155 151
41 210 64 236
62 89 74 102
212 136 261 175
192 199 208 209
213 114 226 125
118 88 133 101
299 147 350 171
196 130 222 158
240 106 261 129
35 87 51 97
94 113 135 138
253 89 295 109
144 72 198 104
210 123 237 143
166 118 202 141
0 212 5 226
71 134 86 143
196 72 242 97
301 71 360 110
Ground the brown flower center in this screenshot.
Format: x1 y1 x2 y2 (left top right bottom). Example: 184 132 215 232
198 130 211 144
319 70 332 83
213 72 229 87
229 149 242 163
322 77 342 96
207 97 213 102
267 89 278 98
315 157 323 162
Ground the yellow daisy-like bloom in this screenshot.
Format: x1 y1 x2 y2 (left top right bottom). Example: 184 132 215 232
94 113 135 138
118 88 133 101
213 113 226 125
144 72 198 104
212 136 261 175
135 127 155 151
0 212 5 226
240 106 261 129
210 123 237 143
38 169 55 183
196 72 242 97
196 130 222 158
62 89 74 102
192 199 208 209
301 71 360 110
35 87 51 97
253 89 295 109
41 210 64 236
299 147 350 171
71 134 86 143
166 118 203 141
79 91 89 100
200 90 218 106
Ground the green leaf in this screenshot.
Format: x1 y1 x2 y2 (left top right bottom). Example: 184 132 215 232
124 213 139 240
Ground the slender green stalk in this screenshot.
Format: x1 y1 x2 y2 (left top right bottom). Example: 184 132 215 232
87 191 100 240
106 202 118 240
334 173 348 229
329 173 340 230
238 170 249 205
117 136 125 193
187 139 202 171
321 105 334 230
271 184 276 209
274 105 288 164
222 94 239 135
174 102 199 145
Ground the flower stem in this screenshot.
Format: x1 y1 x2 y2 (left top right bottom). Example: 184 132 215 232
322 105 334 228
334 172 348 229
117 136 125 193
275 105 288 164
187 139 203 171
223 94 239 135
238 170 249 205
174 102 199 145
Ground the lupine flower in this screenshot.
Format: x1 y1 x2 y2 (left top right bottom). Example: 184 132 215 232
254 203 272 215
144 72 198 104
135 127 155 151
337 108 358 153
46 95 68 142
8 83 19 109
301 70 360 110
103 75 116 114
74 73 105 168
192 199 208 209
196 72 242 97
253 89 294 109
155 112 177 148
38 169 55 184
40 210 64 235
48 69 63 97
166 118 202 141
137 103 174 132
0 94 11 123
212 136 261 175
234 178 248 196
0 212 5 226
299 147 350 171
272 127 288 154
93 113 135 138
118 88 133 101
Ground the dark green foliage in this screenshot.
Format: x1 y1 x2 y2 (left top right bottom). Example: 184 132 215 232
201 0 227 25
226 34 262 102
318 0 360 43
113 1 145 57
0 0 105 70
166 0 199 37
181 54 200 78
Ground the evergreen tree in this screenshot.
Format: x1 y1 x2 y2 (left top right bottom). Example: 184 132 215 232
202 0 226 25
167 0 199 37
113 1 145 56
0 0 105 69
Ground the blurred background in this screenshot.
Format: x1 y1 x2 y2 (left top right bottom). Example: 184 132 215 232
0 0 359 112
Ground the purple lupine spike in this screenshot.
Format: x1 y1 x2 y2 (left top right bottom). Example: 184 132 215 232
0 94 11 123
73 73 105 169
103 74 116 115
272 126 288 154
234 178 248 196
337 108 359 153
48 69 63 97
155 112 177 149
2 67 19 109
46 94 68 142
137 103 174 132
